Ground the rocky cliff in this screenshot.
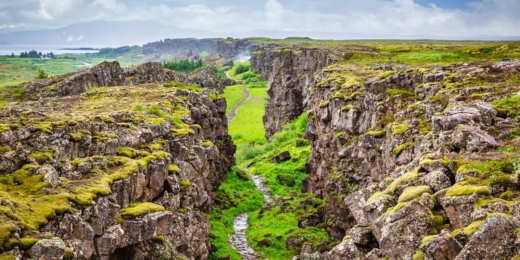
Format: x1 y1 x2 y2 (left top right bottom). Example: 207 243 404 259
10 61 237 101
0 62 236 259
142 38 254 60
253 47 520 259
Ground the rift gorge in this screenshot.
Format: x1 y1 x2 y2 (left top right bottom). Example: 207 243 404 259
1 37 520 260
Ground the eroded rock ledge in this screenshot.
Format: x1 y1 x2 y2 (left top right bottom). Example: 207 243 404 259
0 65 235 259
253 46 520 259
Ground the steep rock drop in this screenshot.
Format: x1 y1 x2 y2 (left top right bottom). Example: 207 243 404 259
251 45 520 259
0 61 238 259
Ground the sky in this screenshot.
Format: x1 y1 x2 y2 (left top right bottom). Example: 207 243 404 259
1 0 520 37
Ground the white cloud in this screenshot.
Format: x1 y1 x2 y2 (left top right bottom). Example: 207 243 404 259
0 0 519 37
77 35 84 40
66 36 74 41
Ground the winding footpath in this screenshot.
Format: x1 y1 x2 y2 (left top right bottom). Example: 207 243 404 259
229 174 272 260
227 87 251 122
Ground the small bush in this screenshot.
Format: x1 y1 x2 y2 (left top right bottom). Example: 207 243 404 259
35 69 48 79
235 64 250 75
12 88 25 98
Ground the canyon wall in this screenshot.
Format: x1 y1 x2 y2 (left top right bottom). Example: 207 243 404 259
0 62 236 259
253 47 520 259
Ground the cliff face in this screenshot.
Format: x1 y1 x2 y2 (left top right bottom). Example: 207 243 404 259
11 61 237 100
253 47 520 259
250 46 347 140
0 63 235 259
142 38 254 60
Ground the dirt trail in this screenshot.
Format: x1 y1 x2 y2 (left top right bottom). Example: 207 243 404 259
227 87 250 122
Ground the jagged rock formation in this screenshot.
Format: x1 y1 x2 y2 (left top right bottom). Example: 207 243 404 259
0 63 236 259
142 38 253 60
10 61 238 100
253 47 520 259
251 46 356 140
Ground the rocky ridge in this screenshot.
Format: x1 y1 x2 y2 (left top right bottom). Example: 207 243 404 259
252 46 520 259
0 63 236 259
143 38 253 60
8 61 238 101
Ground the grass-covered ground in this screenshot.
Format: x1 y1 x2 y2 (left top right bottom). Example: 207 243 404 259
221 85 246 116
238 115 332 260
208 170 264 260
0 57 122 88
228 85 268 148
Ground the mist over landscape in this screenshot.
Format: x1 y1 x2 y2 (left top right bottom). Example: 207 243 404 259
1 1 520 260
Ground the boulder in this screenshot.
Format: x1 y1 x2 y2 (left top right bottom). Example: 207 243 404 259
349 226 375 245
286 235 308 250
440 194 478 230
455 214 516 259
257 239 272 248
325 237 366 260
270 151 291 163
378 201 436 260
420 230 463 260
26 238 66 260
452 125 498 152
276 173 296 187
36 165 60 188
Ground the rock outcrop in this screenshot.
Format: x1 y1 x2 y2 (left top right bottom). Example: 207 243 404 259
8 61 238 101
0 62 235 259
253 45 520 259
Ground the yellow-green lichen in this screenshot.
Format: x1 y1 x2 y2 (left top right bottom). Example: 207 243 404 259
445 181 491 197
341 105 356 112
319 101 330 108
364 130 386 138
393 142 414 156
179 180 190 191
392 124 409 136
398 186 431 203
168 164 180 174
202 141 214 147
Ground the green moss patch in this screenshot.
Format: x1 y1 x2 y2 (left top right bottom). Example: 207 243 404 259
179 180 190 191
364 130 386 138
119 202 165 221
445 181 491 197
398 186 431 203
393 142 414 156
392 124 409 136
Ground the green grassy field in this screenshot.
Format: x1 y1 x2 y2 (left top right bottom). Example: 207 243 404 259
222 84 246 116
228 86 268 147
0 57 121 87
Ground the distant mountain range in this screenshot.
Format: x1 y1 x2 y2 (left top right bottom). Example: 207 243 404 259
0 20 518 47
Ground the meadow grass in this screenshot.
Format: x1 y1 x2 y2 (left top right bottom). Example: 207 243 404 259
228 86 268 147
222 84 246 116
208 170 265 260
234 114 332 259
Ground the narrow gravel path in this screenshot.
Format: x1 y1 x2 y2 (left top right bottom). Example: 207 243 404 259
229 174 272 260
227 87 250 122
